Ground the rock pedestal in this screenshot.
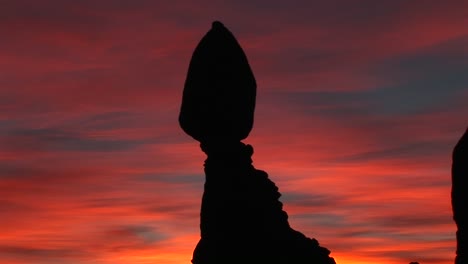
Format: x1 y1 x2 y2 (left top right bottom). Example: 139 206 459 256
191 142 335 264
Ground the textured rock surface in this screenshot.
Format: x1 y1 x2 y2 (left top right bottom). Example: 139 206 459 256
179 21 256 143
453 127 468 264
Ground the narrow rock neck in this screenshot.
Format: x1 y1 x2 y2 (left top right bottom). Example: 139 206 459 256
200 141 254 173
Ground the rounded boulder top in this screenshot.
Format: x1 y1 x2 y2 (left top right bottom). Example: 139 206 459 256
211 20 224 29
179 21 257 143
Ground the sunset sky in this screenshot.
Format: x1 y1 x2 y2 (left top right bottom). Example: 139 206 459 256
1 1 468 263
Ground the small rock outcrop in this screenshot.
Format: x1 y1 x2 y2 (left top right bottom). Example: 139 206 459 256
453 127 468 264
179 21 335 264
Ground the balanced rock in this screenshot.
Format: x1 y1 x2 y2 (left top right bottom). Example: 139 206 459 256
179 21 256 143
179 21 335 264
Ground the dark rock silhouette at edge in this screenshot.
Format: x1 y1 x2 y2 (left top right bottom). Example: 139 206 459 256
179 21 335 264
453 127 468 264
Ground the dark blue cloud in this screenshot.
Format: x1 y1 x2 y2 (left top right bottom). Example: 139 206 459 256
3 127 144 152
369 35 468 115
263 34 468 120
373 214 452 229
74 111 145 130
0 110 168 153
265 90 370 118
294 212 346 229
106 224 166 246
334 140 452 163
281 192 342 208
0 245 86 261
139 173 204 185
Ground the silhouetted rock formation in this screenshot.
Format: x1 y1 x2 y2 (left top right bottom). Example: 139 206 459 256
179 21 256 143
453 127 468 264
179 21 335 264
